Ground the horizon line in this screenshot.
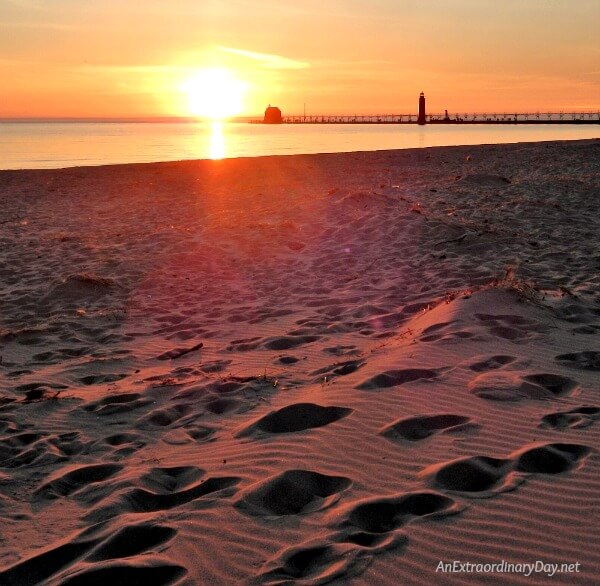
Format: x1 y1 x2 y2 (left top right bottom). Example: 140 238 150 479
0 116 253 123
2 108 599 123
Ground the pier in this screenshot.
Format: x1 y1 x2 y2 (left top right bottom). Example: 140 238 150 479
250 112 600 124
251 93 599 124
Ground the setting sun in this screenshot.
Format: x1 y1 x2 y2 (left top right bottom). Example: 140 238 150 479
181 68 247 119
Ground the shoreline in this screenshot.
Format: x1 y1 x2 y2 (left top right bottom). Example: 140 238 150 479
1 127 598 171
1 138 599 584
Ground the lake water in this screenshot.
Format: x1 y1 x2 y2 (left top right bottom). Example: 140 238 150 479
0 121 597 170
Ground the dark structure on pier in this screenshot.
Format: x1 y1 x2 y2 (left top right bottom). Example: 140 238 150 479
250 93 599 125
418 92 426 125
264 105 283 124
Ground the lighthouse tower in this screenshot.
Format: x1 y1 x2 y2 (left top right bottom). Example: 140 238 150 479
417 92 426 125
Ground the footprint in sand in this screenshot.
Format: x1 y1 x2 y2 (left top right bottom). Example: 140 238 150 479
226 336 262 352
311 358 365 381
83 393 153 416
15 382 68 399
155 341 204 361
1 435 68 470
469 371 579 401
103 432 146 456
475 313 548 343
47 432 87 457
85 522 178 562
421 456 516 497
0 520 184 586
85 474 241 523
467 354 517 372
199 359 232 373
78 373 128 386
571 324 600 335
255 491 462 584
555 351 600 371
514 443 591 474
235 470 352 517
174 377 281 420
186 425 217 442
160 424 217 446
254 542 370 585
58 562 187 586
323 344 360 356
419 321 478 343
262 334 321 350
176 379 244 399
381 414 477 442
34 464 123 501
205 397 242 415
139 466 206 493
277 355 300 365
236 403 353 437
334 491 463 546
356 368 445 391
420 442 592 498
0 432 44 464
540 406 600 430
136 404 192 429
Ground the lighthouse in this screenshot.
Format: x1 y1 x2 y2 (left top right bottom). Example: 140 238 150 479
418 92 426 125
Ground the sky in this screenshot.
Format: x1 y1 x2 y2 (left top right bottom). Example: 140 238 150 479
1 0 598 118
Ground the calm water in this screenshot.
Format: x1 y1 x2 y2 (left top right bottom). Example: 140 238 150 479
0 121 598 170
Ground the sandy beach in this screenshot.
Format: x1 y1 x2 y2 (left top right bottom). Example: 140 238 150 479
0 139 599 585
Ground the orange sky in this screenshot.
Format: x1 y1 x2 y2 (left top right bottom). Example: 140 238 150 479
1 0 598 118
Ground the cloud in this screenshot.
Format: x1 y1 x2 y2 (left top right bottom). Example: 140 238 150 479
218 47 309 70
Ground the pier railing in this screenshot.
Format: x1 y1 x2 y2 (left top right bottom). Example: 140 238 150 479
250 112 600 124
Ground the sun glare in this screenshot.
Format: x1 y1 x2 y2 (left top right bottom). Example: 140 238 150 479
182 68 247 120
209 122 225 159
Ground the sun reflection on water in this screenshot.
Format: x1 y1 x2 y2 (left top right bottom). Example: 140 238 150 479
209 122 225 159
